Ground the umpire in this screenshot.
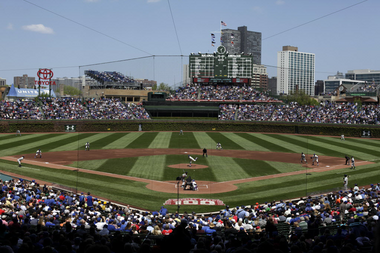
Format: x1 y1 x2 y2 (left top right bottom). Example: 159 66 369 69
345 155 350 165
203 148 208 157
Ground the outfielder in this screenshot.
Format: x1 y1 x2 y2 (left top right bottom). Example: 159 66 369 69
85 142 90 151
35 149 42 158
17 156 25 167
311 154 319 166
301 152 307 164
188 155 198 167
351 156 355 170
179 130 184 135
216 142 222 150
341 134 345 141
16 130 21 137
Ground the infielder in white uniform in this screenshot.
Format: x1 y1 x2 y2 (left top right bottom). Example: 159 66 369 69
35 149 42 158
216 142 222 150
17 156 25 167
85 142 90 151
312 154 319 166
188 155 198 167
351 157 355 170
301 152 307 164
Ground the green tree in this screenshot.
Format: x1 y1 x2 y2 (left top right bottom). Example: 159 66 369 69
280 90 318 106
152 83 158 90
63 86 81 96
157 82 171 91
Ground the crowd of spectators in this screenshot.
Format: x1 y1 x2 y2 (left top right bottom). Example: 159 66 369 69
86 98 133 120
0 98 150 120
85 70 134 84
128 103 151 120
41 98 90 120
0 176 380 252
220 102 380 124
170 84 277 102
0 100 43 120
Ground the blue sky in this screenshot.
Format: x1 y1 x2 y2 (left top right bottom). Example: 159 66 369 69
1 0 378 87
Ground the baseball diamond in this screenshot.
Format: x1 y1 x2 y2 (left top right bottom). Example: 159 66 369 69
0 131 380 213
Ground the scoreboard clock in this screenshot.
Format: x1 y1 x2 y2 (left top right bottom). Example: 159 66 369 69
189 45 253 81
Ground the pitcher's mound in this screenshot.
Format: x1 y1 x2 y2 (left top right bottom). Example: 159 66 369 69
168 163 208 169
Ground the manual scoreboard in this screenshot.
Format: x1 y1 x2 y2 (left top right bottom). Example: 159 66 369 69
189 45 253 83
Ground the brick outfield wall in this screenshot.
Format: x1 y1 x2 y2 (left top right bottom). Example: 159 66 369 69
0 120 379 137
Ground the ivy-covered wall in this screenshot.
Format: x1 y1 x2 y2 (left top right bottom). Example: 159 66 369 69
1 120 379 137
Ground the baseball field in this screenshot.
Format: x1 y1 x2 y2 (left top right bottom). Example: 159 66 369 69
0 131 380 213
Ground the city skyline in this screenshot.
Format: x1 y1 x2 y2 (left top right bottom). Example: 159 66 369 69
0 0 377 87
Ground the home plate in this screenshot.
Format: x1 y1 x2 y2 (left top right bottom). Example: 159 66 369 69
326 166 330 167
45 162 49 164
184 152 188 153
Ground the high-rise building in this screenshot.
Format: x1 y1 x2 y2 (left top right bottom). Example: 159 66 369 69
0 78 6 86
345 69 380 85
14 74 35 89
221 26 261 65
251 64 268 90
276 46 315 96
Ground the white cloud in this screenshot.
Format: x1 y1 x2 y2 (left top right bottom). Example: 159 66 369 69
22 24 54 34
147 0 160 3
276 0 285 5
6 23 13 30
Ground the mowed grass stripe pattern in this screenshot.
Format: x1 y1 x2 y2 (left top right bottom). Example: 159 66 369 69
128 155 166 180
148 132 172 148
193 132 215 150
207 156 249 181
19 134 87 155
103 132 144 149
300 136 380 161
254 133 304 153
207 133 245 150
290 135 377 161
221 133 270 151
127 132 158 149
169 132 200 149
50 133 99 152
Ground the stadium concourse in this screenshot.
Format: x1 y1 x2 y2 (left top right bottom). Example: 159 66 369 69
0 176 378 253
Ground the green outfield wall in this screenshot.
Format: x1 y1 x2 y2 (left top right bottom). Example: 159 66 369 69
1 120 379 137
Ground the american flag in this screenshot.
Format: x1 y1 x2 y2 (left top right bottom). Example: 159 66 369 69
221 21 227 26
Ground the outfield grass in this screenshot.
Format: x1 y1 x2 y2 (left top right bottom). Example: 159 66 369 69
1 132 380 212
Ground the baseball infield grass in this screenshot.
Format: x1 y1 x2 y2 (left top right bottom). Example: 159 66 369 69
1 132 380 213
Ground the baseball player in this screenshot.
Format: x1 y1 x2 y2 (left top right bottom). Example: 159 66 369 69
35 149 42 158
311 154 319 166
192 179 198 191
188 155 198 167
216 142 222 150
351 156 355 170
341 134 345 141
301 152 307 164
343 174 349 190
179 129 184 135
181 172 188 188
16 130 21 137
345 155 350 165
17 156 25 167
85 142 90 151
